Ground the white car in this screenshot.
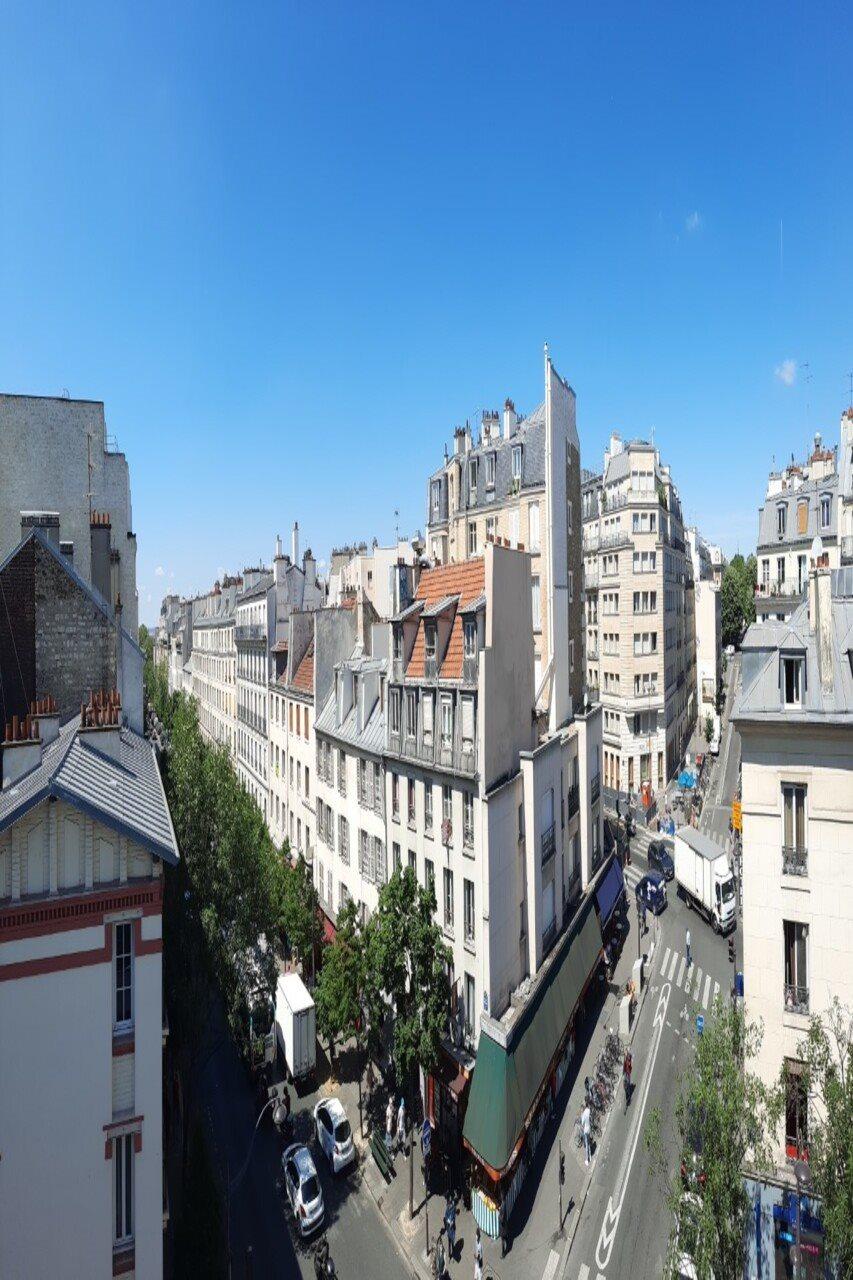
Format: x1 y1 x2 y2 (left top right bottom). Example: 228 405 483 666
314 1097 355 1173
282 1143 325 1236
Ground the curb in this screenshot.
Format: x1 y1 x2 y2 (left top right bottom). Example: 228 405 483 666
359 1147 432 1280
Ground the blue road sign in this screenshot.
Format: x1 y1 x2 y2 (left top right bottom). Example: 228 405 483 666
421 1120 431 1156
696 1014 705 1036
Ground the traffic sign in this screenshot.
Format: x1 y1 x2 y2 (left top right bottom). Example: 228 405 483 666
421 1120 431 1157
696 1014 705 1036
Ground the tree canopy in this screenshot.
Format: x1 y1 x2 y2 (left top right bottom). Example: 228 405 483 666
315 898 366 1070
720 554 756 649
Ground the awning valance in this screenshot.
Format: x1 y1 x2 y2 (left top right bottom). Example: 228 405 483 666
596 858 625 929
462 895 603 1174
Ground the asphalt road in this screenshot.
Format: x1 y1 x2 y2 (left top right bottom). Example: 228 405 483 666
699 653 742 847
563 867 731 1280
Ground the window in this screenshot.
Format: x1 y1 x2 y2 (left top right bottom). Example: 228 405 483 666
443 784 452 823
431 480 442 519
373 837 385 885
777 504 787 537
421 693 434 747
531 576 541 630
486 452 496 488
511 445 522 480
405 689 417 739
464 972 476 1035
425 857 435 897
784 1060 808 1158
408 778 416 826
463 619 477 658
443 867 454 927
761 558 770 589
468 458 478 492
784 920 809 1013
393 842 401 873
782 784 807 874
782 656 803 706
464 879 475 943
113 1133 134 1245
461 695 475 750
424 785 433 832
392 773 400 819
359 829 370 879
633 550 656 574
339 816 349 865
389 689 400 735
485 515 497 542
820 493 831 530
463 792 474 848
114 922 133 1028
440 697 453 748
529 501 540 552
393 627 403 660
467 521 478 556
777 556 786 585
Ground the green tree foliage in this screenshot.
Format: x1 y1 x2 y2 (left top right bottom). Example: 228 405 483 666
646 1000 776 1279
703 714 714 744
280 853 324 985
720 553 756 649
315 898 366 1072
782 998 853 1275
364 867 451 1090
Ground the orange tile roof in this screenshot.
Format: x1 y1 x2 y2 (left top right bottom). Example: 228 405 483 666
406 559 485 680
291 639 315 694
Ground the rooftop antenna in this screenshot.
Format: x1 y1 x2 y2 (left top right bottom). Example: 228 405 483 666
394 509 399 544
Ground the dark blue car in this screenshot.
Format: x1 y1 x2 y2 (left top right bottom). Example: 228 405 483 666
636 871 667 915
648 839 675 881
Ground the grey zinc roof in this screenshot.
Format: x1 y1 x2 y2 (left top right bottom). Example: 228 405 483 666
314 670 386 757
429 404 547 512
757 474 838 550
0 719 179 864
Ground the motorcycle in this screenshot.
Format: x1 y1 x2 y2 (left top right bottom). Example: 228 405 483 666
314 1239 337 1279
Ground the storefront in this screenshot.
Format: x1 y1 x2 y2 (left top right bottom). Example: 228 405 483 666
744 1175 828 1279
595 857 625 937
462 892 604 1236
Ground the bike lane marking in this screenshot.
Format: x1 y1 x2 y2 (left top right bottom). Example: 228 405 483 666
593 981 672 1275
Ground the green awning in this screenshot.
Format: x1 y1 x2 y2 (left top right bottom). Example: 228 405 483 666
463 895 603 1174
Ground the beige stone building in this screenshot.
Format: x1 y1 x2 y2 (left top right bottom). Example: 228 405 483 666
734 559 853 1167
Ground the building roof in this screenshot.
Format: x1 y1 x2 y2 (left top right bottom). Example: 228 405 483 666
0 719 179 865
427 405 546 520
406 559 485 680
757 473 838 550
314 657 387 757
291 640 314 694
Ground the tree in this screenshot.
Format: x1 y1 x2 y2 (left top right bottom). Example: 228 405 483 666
315 898 366 1075
720 554 756 649
364 867 451 1091
646 1000 776 1279
781 998 853 1274
703 714 714 744
280 854 324 984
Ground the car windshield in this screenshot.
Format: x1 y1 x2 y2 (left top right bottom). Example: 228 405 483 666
335 1119 352 1143
302 1174 320 1203
720 878 735 903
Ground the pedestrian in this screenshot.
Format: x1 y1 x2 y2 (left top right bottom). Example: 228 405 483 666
474 1226 483 1280
641 900 647 935
385 1095 394 1151
444 1195 457 1260
396 1095 406 1154
623 1049 633 1112
584 1075 592 1108
581 1101 592 1167
499 1198 508 1258
434 1229 446 1280
686 926 692 969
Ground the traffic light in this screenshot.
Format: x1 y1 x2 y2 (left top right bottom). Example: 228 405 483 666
728 937 735 965
559 1151 565 1186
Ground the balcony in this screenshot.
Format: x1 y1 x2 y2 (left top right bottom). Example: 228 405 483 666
583 565 599 590
602 491 628 512
541 823 556 866
567 784 580 820
387 729 477 778
784 983 809 1016
600 530 632 551
590 773 601 804
586 648 599 662
235 623 266 644
782 845 808 877
583 533 600 553
755 580 804 600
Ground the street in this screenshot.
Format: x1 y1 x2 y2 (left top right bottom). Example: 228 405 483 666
699 652 741 847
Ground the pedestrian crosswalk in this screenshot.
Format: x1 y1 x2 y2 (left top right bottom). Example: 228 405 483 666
658 944 720 1011
623 863 642 891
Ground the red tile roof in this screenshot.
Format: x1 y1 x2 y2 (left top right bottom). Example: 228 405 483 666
291 639 315 694
407 559 485 680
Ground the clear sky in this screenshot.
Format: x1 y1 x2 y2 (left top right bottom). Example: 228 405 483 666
2 2 851 625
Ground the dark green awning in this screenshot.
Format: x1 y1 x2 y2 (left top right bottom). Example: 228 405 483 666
463 894 603 1173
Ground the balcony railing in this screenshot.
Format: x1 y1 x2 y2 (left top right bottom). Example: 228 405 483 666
583 565 599 590
755 581 804 599
235 623 266 643
782 845 808 877
387 729 477 777
590 773 601 804
541 823 556 866
600 530 632 551
784 983 809 1015
567 784 580 819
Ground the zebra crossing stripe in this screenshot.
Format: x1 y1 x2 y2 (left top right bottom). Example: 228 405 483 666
692 967 703 1001
667 951 678 981
676 956 686 989
713 981 720 1005
660 945 672 976
702 974 712 1010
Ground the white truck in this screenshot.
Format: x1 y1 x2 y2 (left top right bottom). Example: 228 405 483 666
274 972 317 1082
674 827 736 934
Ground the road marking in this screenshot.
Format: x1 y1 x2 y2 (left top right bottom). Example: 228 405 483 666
702 974 711 1009
660 945 671 976
667 951 678 981
593 982 672 1273
676 956 686 989
690 966 703 1000
713 981 720 1005
577 1266 590 1280
541 1248 560 1280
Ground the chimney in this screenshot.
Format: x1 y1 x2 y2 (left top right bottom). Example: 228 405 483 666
453 426 466 456
21 511 60 549
31 695 60 746
503 398 518 440
79 690 123 762
275 534 283 560
2 714 42 789
808 556 834 693
90 510 112 606
303 548 316 589
60 540 74 564
115 594 124 711
292 521 300 566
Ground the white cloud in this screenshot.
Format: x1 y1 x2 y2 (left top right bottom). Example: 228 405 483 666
146 593 152 603
775 359 797 387
685 210 702 234
154 565 165 577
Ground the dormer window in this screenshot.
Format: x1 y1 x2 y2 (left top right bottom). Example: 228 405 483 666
431 480 441 518
782 655 804 707
393 627 402 661
777 504 787 537
425 624 437 662
405 689 417 740
469 458 478 492
463 619 477 659
511 445 522 481
486 453 496 488
820 493 831 530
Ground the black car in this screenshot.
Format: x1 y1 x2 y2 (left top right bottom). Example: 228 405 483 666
647 839 675 880
635 871 667 915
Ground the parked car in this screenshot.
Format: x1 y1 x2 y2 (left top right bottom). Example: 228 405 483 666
283 1143 325 1236
314 1097 355 1173
635 871 667 915
647 839 675 881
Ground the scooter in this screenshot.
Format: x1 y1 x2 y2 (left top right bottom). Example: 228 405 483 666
314 1238 337 1279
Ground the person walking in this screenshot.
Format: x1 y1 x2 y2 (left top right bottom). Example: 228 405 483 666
581 1101 592 1167
396 1096 406 1154
474 1226 483 1280
444 1196 457 1261
686 926 692 969
623 1049 633 1113
434 1229 446 1280
385 1095 394 1151
499 1197 508 1258
641 899 647 935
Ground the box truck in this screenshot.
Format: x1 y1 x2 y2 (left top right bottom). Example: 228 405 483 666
674 826 736 934
274 972 316 1082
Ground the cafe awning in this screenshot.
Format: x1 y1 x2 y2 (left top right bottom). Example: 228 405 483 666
596 858 625 929
463 895 603 1175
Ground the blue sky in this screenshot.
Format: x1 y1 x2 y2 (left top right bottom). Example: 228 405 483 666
2 2 851 625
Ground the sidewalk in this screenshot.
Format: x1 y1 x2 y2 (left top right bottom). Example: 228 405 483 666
328 899 658 1280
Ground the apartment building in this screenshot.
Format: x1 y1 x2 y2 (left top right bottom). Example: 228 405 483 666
582 434 696 799
0 393 139 633
327 536 422 619
425 348 583 732
687 527 722 719
734 559 853 1180
191 578 239 756
755 425 845 624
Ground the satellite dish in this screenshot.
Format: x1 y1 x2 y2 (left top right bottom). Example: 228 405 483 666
811 535 823 560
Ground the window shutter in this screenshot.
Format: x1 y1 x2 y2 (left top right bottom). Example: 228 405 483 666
462 696 475 743
423 694 434 734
